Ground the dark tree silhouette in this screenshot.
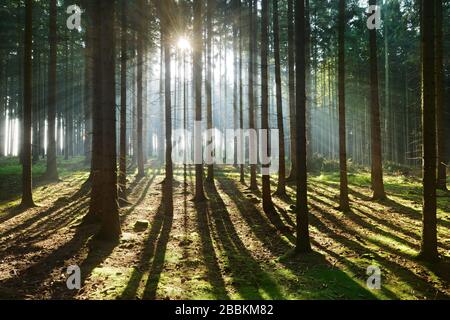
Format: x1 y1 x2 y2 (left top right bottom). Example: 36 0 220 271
192 0 207 202
369 0 386 200
337 0 349 211
295 0 311 253
88 0 121 240
45 0 58 181
21 0 35 208
119 0 128 203
419 0 438 262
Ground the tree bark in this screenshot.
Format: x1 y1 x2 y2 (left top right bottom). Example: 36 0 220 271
273 0 286 197
119 0 128 203
369 0 386 200
206 0 214 182
260 0 274 213
338 0 349 211
419 0 438 261
193 0 206 202
295 0 311 253
435 0 446 191
45 0 58 181
21 0 35 208
248 0 258 190
136 0 145 177
287 0 297 181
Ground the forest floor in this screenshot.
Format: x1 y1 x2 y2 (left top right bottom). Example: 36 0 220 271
0 157 449 300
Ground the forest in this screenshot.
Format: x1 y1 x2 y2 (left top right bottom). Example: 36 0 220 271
0 0 449 301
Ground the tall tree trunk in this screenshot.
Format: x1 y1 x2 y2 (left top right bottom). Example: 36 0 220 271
369 0 386 200
338 0 349 211
21 0 35 208
83 0 93 166
238 0 245 184
305 0 312 165
136 0 145 177
161 0 174 213
295 0 311 253
45 0 58 181
90 0 121 240
261 0 274 213
192 0 206 202
419 0 438 261
206 0 214 182
273 0 286 197
119 0 128 203
287 0 297 181
435 0 447 191
248 0 258 190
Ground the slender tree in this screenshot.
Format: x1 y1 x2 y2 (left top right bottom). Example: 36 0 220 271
369 0 386 200
248 0 258 190
435 0 446 191
295 0 311 253
83 0 93 166
161 0 174 213
119 0 128 203
206 0 214 182
238 0 245 184
337 0 349 211
45 0 58 181
21 0 35 208
287 0 297 181
136 0 145 177
192 0 207 202
419 0 438 261
260 0 274 213
273 0 287 198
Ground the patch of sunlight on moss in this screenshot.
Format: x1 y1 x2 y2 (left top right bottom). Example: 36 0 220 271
165 250 182 265
368 233 417 256
89 266 134 299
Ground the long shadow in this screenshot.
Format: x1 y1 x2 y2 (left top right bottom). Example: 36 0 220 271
0 181 90 233
142 188 174 299
119 202 165 299
309 202 450 298
0 223 98 299
216 177 294 255
309 193 420 251
121 169 160 221
216 176 379 299
194 200 230 299
204 183 284 299
56 235 118 299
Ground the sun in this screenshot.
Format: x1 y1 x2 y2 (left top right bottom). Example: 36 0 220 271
177 37 191 50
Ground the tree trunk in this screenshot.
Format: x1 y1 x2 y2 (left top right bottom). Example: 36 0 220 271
338 0 349 211
238 0 245 184
295 0 311 253
160 0 174 213
136 0 145 177
83 0 93 166
273 0 286 197
193 0 206 202
119 0 128 203
248 0 258 190
21 0 35 208
419 0 438 261
260 0 274 213
90 0 121 240
45 0 58 181
369 0 386 200
206 0 214 182
287 0 297 181
435 0 446 191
